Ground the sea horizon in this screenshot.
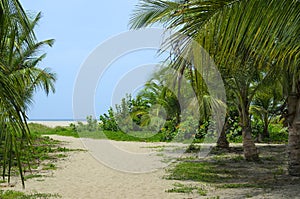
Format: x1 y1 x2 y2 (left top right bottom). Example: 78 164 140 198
28 118 92 122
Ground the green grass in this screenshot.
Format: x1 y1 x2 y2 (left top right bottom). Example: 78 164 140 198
166 183 195 194
0 190 61 199
166 162 231 183
42 163 56 170
166 182 207 196
29 123 164 142
164 145 291 197
29 123 79 138
0 133 83 182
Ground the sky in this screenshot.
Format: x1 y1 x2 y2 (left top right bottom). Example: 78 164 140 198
20 1 164 120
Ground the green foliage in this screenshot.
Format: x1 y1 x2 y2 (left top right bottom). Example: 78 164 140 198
99 108 120 131
176 116 199 141
160 119 178 141
28 123 79 138
130 0 300 164
114 94 135 132
0 5 56 186
268 124 288 143
185 143 201 153
76 116 99 132
226 115 243 143
0 134 77 188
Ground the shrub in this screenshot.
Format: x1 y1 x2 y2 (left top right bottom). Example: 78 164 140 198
76 116 99 132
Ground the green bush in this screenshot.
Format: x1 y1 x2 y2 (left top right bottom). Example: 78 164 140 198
160 119 178 141
269 124 288 143
99 108 119 131
76 116 99 132
227 117 242 143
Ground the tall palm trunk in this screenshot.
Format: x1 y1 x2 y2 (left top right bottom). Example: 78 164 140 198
240 106 259 161
287 93 300 176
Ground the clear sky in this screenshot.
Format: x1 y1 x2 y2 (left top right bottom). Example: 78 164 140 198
20 1 163 120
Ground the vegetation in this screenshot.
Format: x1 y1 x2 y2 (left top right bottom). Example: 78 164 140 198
0 0 299 196
165 144 300 197
0 131 82 197
0 190 60 199
166 182 207 196
0 1 56 187
129 0 300 175
29 123 79 138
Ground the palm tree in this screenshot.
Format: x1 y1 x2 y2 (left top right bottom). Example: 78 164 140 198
135 67 182 127
130 0 300 167
0 3 56 187
130 0 260 159
250 82 285 142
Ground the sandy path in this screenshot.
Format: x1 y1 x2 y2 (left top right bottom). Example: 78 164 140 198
9 135 188 199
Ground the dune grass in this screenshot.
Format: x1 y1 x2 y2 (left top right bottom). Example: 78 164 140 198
29 123 79 138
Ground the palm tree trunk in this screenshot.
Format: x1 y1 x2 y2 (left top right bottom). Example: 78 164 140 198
217 117 229 148
259 115 270 142
240 106 259 161
287 93 300 176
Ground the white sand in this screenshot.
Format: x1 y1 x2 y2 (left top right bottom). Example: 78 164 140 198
28 121 78 128
8 135 190 199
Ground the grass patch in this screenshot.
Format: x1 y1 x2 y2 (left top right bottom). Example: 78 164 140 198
164 144 298 198
166 162 231 183
185 143 201 153
29 123 79 138
0 190 61 199
42 163 56 170
1 134 82 184
166 182 207 196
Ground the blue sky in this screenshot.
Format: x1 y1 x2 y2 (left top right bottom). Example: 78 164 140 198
20 1 163 119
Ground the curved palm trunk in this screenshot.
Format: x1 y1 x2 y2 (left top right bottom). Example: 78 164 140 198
240 106 259 161
287 93 300 176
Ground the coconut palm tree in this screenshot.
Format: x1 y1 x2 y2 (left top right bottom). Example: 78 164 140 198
250 82 285 142
0 3 56 186
130 0 300 168
130 0 261 160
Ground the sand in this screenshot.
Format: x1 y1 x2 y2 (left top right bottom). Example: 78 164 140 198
28 121 79 128
7 135 189 199
7 121 300 198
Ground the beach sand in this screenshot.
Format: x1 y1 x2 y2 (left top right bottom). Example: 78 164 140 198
7 135 190 199
28 121 79 128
